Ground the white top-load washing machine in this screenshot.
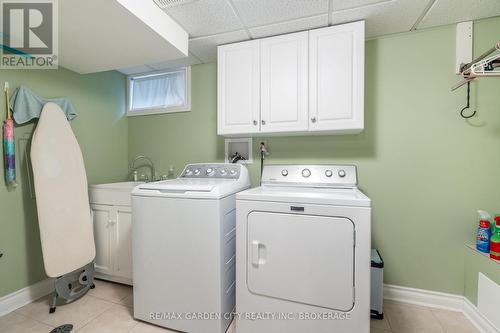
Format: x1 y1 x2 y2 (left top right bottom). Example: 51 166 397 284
132 163 250 333
236 165 371 333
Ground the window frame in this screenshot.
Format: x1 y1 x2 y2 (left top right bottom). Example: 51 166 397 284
126 66 191 117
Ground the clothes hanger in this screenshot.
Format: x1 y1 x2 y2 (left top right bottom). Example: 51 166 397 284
471 51 500 76
451 41 500 92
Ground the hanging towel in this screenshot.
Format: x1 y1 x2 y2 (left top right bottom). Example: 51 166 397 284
9 85 77 124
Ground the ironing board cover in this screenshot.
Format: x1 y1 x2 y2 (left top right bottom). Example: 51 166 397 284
30 103 95 277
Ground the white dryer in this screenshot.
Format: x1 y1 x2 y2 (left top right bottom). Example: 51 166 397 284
132 163 250 333
236 165 371 333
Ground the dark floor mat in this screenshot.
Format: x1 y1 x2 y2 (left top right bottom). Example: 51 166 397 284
50 324 73 333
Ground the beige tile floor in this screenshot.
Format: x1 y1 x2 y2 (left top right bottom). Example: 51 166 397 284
0 279 479 333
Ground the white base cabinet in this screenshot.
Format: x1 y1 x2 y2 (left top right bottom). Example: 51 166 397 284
91 204 133 285
217 21 365 137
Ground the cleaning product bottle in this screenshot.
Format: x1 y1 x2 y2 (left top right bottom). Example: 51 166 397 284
476 210 492 253
493 215 500 234
490 217 500 260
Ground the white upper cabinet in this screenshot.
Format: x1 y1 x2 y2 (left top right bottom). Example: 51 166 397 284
260 32 309 133
218 40 261 136
217 21 365 136
309 22 365 133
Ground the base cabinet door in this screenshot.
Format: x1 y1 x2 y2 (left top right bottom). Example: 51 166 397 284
309 21 365 133
113 207 133 280
260 31 309 133
91 204 113 276
91 204 133 284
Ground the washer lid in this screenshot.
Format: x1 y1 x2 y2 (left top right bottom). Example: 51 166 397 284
132 178 248 199
237 185 371 207
132 163 251 199
139 179 217 191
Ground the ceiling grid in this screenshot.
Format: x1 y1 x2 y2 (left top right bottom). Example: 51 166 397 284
121 0 500 73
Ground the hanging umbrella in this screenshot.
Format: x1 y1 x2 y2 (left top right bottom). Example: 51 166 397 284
4 82 17 190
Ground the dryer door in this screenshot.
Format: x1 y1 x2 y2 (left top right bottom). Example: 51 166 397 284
247 211 355 311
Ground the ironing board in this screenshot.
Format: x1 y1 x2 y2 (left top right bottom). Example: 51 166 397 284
31 102 95 312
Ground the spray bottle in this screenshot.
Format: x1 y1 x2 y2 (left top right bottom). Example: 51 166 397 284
476 210 492 253
490 217 500 260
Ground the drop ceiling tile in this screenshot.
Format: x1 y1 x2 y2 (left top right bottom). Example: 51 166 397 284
165 0 244 38
332 0 392 12
189 30 250 63
231 0 329 27
148 54 202 70
249 14 328 38
418 0 500 29
332 0 430 38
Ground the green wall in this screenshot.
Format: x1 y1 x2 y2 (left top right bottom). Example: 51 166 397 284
464 246 500 305
0 68 128 297
129 17 500 296
1 16 498 301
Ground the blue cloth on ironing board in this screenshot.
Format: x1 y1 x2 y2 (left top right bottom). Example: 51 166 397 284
9 85 77 124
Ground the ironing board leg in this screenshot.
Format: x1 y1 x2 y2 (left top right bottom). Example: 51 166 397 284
49 291 57 314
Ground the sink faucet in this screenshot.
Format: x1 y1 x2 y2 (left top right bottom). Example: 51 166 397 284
129 155 156 182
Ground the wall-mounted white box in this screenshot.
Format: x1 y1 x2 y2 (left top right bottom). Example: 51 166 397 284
225 138 253 164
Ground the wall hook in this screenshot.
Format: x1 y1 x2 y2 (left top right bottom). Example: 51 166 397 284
460 81 476 119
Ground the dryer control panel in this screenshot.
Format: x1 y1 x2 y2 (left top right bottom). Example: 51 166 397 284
261 165 357 187
180 163 241 179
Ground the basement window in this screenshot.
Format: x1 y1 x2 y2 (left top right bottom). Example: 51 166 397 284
127 67 191 116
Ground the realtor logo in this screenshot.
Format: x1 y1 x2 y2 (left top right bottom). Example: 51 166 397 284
0 0 58 69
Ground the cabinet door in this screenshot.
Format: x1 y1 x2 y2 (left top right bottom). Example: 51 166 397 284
309 21 365 133
217 40 260 135
91 204 113 275
113 207 133 280
260 31 309 133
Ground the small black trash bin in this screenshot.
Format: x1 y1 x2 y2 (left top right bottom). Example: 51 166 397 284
371 249 384 320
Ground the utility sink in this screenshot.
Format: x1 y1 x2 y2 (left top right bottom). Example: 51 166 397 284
89 181 143 206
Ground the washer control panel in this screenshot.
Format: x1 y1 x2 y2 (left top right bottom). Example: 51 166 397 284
181 164 241 179
262 165 357 187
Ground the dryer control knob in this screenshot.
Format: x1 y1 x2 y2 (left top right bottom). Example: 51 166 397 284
302 169 311 178
229 169 237 175
325 170 333 177
338 169 346 178
206 168 214 175
281 169 289 176
194 169 201 176
220 169 227 176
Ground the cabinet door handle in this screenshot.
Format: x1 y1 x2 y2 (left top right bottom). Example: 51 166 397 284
311 117 317 123
261 120 266 125
253 120 258 126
